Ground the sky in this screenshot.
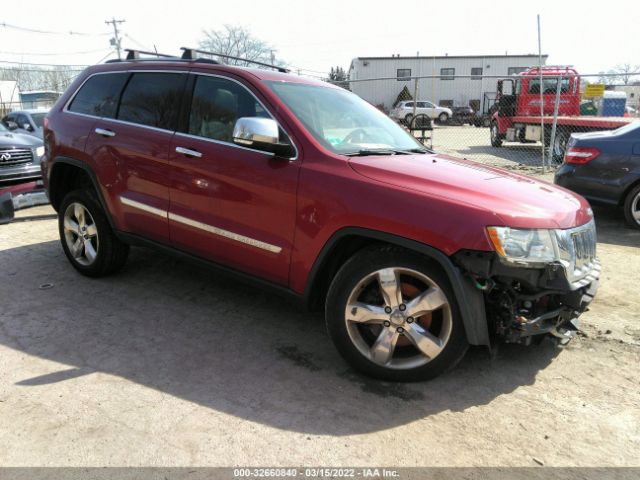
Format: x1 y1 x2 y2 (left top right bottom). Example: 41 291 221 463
0 0 638 78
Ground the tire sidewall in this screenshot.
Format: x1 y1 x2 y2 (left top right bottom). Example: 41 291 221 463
623 184 640 230
325 246 468 382
58 189 114 276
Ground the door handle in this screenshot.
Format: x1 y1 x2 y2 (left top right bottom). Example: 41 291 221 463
175 146 202 158
95 128 116 138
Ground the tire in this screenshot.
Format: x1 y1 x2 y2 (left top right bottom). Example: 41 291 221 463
438 112 449 124
325 245 468 382
551 127 570 164
623 183 640 230
490 121 503 147
58 189 129 277
404 113 413 126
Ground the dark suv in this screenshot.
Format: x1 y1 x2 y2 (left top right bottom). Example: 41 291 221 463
42 50 600 381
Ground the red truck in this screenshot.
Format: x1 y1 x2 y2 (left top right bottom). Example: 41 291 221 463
490 66 634 162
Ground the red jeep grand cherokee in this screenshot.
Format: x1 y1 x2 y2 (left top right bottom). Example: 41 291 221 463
41 51 599 381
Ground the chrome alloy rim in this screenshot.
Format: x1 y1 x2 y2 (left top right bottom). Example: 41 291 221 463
345 268 452 369
633 192 640 225
63 202 99 266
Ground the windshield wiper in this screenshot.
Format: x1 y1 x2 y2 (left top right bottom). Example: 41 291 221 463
344 149 412 156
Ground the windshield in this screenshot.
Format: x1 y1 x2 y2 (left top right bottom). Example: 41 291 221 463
266 81 424 155
31 113 46 129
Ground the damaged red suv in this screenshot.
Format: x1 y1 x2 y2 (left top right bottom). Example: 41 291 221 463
41 50 599 381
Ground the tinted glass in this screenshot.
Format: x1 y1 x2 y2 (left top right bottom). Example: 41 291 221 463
188 75 270 143
118 73 186 130
69 73 128 117
31 113 46 128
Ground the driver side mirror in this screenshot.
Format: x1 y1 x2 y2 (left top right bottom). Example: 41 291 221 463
233 117 295 158
23 123 33 132
6 121 18 131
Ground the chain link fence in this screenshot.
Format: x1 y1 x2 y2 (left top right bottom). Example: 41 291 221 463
342 70 640 173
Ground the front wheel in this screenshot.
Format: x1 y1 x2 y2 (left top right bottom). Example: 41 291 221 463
623 184 640 230
490 122 503 147
438 112 449 124
325 246 468 381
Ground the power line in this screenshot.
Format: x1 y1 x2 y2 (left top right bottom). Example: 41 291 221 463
0 48 111 56
105 18 125 60
0 21 110 36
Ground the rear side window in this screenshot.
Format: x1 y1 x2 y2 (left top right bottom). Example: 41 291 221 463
117 73 186 130
187 75 270 143
68 73 128 118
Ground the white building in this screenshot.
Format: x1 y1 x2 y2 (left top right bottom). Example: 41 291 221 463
348 54 548 113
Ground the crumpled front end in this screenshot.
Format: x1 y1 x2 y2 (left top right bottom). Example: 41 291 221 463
454 220 600 344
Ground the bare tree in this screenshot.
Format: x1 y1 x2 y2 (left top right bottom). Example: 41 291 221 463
612 64 640 85
199 25 284 67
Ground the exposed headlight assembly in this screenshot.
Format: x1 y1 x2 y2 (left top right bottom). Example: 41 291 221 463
35 146 45 157
486 226 558 266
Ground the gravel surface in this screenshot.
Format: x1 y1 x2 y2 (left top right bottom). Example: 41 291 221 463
0 199 638 467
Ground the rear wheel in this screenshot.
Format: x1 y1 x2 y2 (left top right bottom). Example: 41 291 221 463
552 127 570 163
623 184 640 230
490 122 503 147
59 189 129 277
404 113 414 127
325 246 468 382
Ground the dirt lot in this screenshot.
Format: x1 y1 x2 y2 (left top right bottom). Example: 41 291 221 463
0 195 639 466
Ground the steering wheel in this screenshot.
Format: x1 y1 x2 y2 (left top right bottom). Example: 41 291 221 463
342 128 376 144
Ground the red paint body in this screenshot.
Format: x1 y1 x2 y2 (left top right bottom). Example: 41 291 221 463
493 66 632 135
42 62 594 296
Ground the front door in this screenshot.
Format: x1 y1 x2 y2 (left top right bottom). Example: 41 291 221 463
168 73 299 285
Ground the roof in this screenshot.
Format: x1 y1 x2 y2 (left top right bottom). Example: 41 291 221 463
88 60 332 87
353 54 548 61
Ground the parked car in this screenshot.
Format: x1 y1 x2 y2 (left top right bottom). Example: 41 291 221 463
0 121 45 186
555 121 640 229
451 106 475 125
389 100 452 125
42 54 599 381
2 109 48 138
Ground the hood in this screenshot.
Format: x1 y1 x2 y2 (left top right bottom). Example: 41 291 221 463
348 153 593 229
0 131 43 148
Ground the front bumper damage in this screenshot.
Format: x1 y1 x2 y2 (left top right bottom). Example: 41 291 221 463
453 250 600 344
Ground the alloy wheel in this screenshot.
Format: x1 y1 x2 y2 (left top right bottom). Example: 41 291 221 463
632 192 640 226
63 202 99 266
344 267 452 369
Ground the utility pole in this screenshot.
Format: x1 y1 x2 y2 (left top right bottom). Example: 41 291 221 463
105 17 125 60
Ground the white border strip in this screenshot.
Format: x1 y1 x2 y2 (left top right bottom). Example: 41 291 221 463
120 197 167 218
119 196 281 254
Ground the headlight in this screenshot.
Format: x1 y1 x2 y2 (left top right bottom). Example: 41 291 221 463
486 226 558 266
36 146 45 157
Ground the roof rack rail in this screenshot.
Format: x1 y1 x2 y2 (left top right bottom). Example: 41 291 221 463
180 47 289 73
124 49 177 60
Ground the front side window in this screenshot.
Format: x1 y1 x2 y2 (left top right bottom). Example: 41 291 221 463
68 73 128 118
188 75 270 143
31 113 46 128
118 73 186 130
397 69 411 81
266 81 424 155
440 68 455 80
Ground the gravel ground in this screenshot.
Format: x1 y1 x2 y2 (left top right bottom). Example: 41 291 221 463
0 193 638 467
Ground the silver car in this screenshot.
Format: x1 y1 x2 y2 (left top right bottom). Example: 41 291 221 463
390 100 452 124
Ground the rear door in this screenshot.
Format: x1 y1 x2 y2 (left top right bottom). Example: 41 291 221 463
168 72 300 284
85 71 188 243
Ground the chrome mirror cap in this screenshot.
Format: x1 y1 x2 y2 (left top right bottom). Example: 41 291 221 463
233 117 279 146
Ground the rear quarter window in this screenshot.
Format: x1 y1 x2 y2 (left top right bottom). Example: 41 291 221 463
68 72 128 118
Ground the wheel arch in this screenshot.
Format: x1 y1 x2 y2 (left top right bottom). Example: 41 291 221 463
304 227 490 346
48 156 116 230
619 177 640 206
